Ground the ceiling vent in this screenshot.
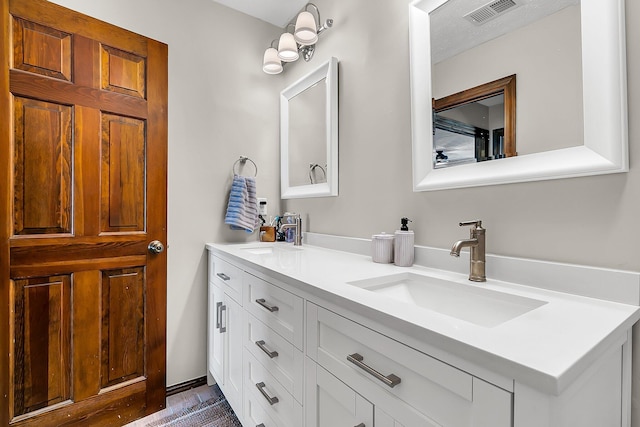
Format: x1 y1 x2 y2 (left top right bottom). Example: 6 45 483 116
464 0 518 25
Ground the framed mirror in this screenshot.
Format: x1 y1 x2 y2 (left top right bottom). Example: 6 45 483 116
409 0 628 191
281 57 338 199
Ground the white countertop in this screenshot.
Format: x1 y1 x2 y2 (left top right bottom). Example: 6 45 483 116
206 240 640 395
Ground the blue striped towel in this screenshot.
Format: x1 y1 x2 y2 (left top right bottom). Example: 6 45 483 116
224 174 259 233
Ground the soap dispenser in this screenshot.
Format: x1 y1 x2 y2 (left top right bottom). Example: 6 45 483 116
394 218 414 267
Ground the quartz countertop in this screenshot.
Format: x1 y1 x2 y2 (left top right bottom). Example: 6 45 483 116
205 241 640 395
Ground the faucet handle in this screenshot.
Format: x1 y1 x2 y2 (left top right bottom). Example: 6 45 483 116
459 220 483 229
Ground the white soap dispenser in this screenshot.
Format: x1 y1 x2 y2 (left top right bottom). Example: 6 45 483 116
394 217 414 267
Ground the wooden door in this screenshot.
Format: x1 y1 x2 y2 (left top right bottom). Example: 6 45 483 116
0 0 168 425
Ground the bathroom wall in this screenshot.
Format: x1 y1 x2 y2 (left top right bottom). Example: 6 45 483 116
281 0 640 422
47 0 282 386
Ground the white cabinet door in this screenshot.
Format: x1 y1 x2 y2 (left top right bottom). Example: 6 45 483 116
224 295 243 412
307 360 374 427
208 281 224 384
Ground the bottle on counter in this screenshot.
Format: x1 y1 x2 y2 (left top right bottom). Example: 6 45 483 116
394 217 414 267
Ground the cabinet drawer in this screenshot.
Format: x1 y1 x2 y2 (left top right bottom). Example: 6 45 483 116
307 304 512 426
244 351 303 427
244 390 279 427
210 254 242 303
244 312 304 403
244 273 304 350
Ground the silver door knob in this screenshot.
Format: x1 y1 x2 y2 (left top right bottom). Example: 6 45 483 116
148 240 165 254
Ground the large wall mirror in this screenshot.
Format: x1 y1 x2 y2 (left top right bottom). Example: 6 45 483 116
281 57 338 199
409 0 628 191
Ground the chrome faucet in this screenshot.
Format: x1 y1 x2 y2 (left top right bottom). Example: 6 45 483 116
450 220 486 282
279 213 303 246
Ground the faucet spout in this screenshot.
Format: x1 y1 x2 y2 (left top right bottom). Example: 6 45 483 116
450 220 486 282
279 214 303 246
450 238 478 257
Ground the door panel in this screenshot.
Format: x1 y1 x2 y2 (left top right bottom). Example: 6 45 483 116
1 0 168 425
101 114 146 232
13 97 72 235
12 276 71 416
12 17 72 81
101 267 145 388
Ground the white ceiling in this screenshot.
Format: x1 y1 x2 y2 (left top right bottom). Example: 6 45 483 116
211 0 308 27
431 0 580 63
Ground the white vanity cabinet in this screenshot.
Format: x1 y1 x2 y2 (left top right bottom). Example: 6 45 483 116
206 242 639 427
207 254 243 415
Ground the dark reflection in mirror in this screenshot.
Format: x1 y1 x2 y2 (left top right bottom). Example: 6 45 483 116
433 75 516 168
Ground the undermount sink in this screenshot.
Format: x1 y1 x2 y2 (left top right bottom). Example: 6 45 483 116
348 273 546 327
242 244 302 255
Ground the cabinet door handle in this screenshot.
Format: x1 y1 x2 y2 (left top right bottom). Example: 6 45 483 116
216 272 231 281
354 424 366 427
219 304 227 333
255 340 279 358
256 424 266 427
255 382 279 405
256 298 279 312
347 353 401 388
215 302 222 329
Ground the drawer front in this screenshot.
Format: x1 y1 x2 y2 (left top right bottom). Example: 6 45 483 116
210 254 243 303
307 303 500 426
244 389 279 427
244 273 304 350
244 351 303 427
244 312 304 403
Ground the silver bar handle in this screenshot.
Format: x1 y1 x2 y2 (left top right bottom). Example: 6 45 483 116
355 424 366 427
219 304 227 333
216 272 231 281
347 353 401 388
255 382 279 405
256 340 279 358
215 302 222 329
256 298 279 312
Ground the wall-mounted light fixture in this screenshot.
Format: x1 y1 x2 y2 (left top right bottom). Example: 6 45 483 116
262 3 333 75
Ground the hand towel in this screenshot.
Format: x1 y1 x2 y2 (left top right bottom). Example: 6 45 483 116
224 174 259 233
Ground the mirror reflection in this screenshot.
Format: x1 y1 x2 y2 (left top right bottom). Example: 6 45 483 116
288 78 327 186
430 0 582 159
433 75 515 168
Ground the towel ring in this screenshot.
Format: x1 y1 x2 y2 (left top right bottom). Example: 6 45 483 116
309 163 326 184
233 156 258 177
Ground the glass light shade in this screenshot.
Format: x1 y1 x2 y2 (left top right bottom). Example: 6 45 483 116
294 11 318 45
277 32 299 62
263 48 283 74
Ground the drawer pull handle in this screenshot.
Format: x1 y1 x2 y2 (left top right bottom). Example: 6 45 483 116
256 298 279 312
355 424 366 427
347 353 401 388
215 302 222 329
216 272 231 281
219 304 227 333
255 382 279 405
256 340 279 358
256 425 266 427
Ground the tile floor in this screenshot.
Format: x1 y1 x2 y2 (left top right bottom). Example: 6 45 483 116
123 384 222 426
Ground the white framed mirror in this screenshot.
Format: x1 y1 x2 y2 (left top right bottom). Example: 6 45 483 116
281 57 338 199
409 0 628 191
